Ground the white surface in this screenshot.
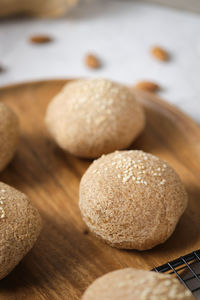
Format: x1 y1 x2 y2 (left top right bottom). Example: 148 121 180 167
0 0 200 123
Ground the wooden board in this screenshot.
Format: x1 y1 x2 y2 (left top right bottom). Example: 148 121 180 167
0 79 200 300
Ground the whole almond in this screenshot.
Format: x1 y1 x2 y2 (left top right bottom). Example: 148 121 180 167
151 46 169 61
135 81 160 92
85 54 101 69
30 35 52 44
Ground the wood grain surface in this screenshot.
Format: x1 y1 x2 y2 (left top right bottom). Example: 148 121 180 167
0 80 200 300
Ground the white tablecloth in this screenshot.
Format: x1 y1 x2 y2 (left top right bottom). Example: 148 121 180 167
0 0 200 123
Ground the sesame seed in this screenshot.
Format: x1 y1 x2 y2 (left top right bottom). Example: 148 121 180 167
0 188 6 220
118 282 126 288
0 205 5 219
122 179 127 183
160 179 166 185
185 290 192 296
164 280 171 286
95 116 106 125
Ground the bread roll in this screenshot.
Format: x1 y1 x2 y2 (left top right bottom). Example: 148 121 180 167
45 79 145 158
0 0 78 18
79 150 188 250
82 268 194 300
0 182 42 280
0 102 19 172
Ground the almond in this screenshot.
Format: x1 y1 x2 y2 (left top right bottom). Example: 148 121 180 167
85 54 101 69
30 35 52 44
135 81 160 92
151 46 169 61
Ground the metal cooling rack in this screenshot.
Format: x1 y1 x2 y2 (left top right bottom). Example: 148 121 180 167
152 250 200 299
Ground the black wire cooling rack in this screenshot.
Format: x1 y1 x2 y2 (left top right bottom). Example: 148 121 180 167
152 250 200 299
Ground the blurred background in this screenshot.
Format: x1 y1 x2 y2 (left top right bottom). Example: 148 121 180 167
0 0 200 122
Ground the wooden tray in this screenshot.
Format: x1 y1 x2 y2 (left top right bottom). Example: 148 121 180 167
0 80 200 300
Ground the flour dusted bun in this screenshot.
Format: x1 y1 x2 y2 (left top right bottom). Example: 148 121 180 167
79 150 188 250
82 268 194 300
45 79 145 158
0 182 42 280
0 102 19 172
0 0 78 18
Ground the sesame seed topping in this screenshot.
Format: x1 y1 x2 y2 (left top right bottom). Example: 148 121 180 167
0 189 6 219
0 206 5 219
164 280 171 286
160 179 166 185
91 151 169 189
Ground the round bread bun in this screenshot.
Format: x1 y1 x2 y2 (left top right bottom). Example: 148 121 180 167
82 268 194 300
45 79 145 158
0 182 42 280
0 102 19 172
79 150 188 250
